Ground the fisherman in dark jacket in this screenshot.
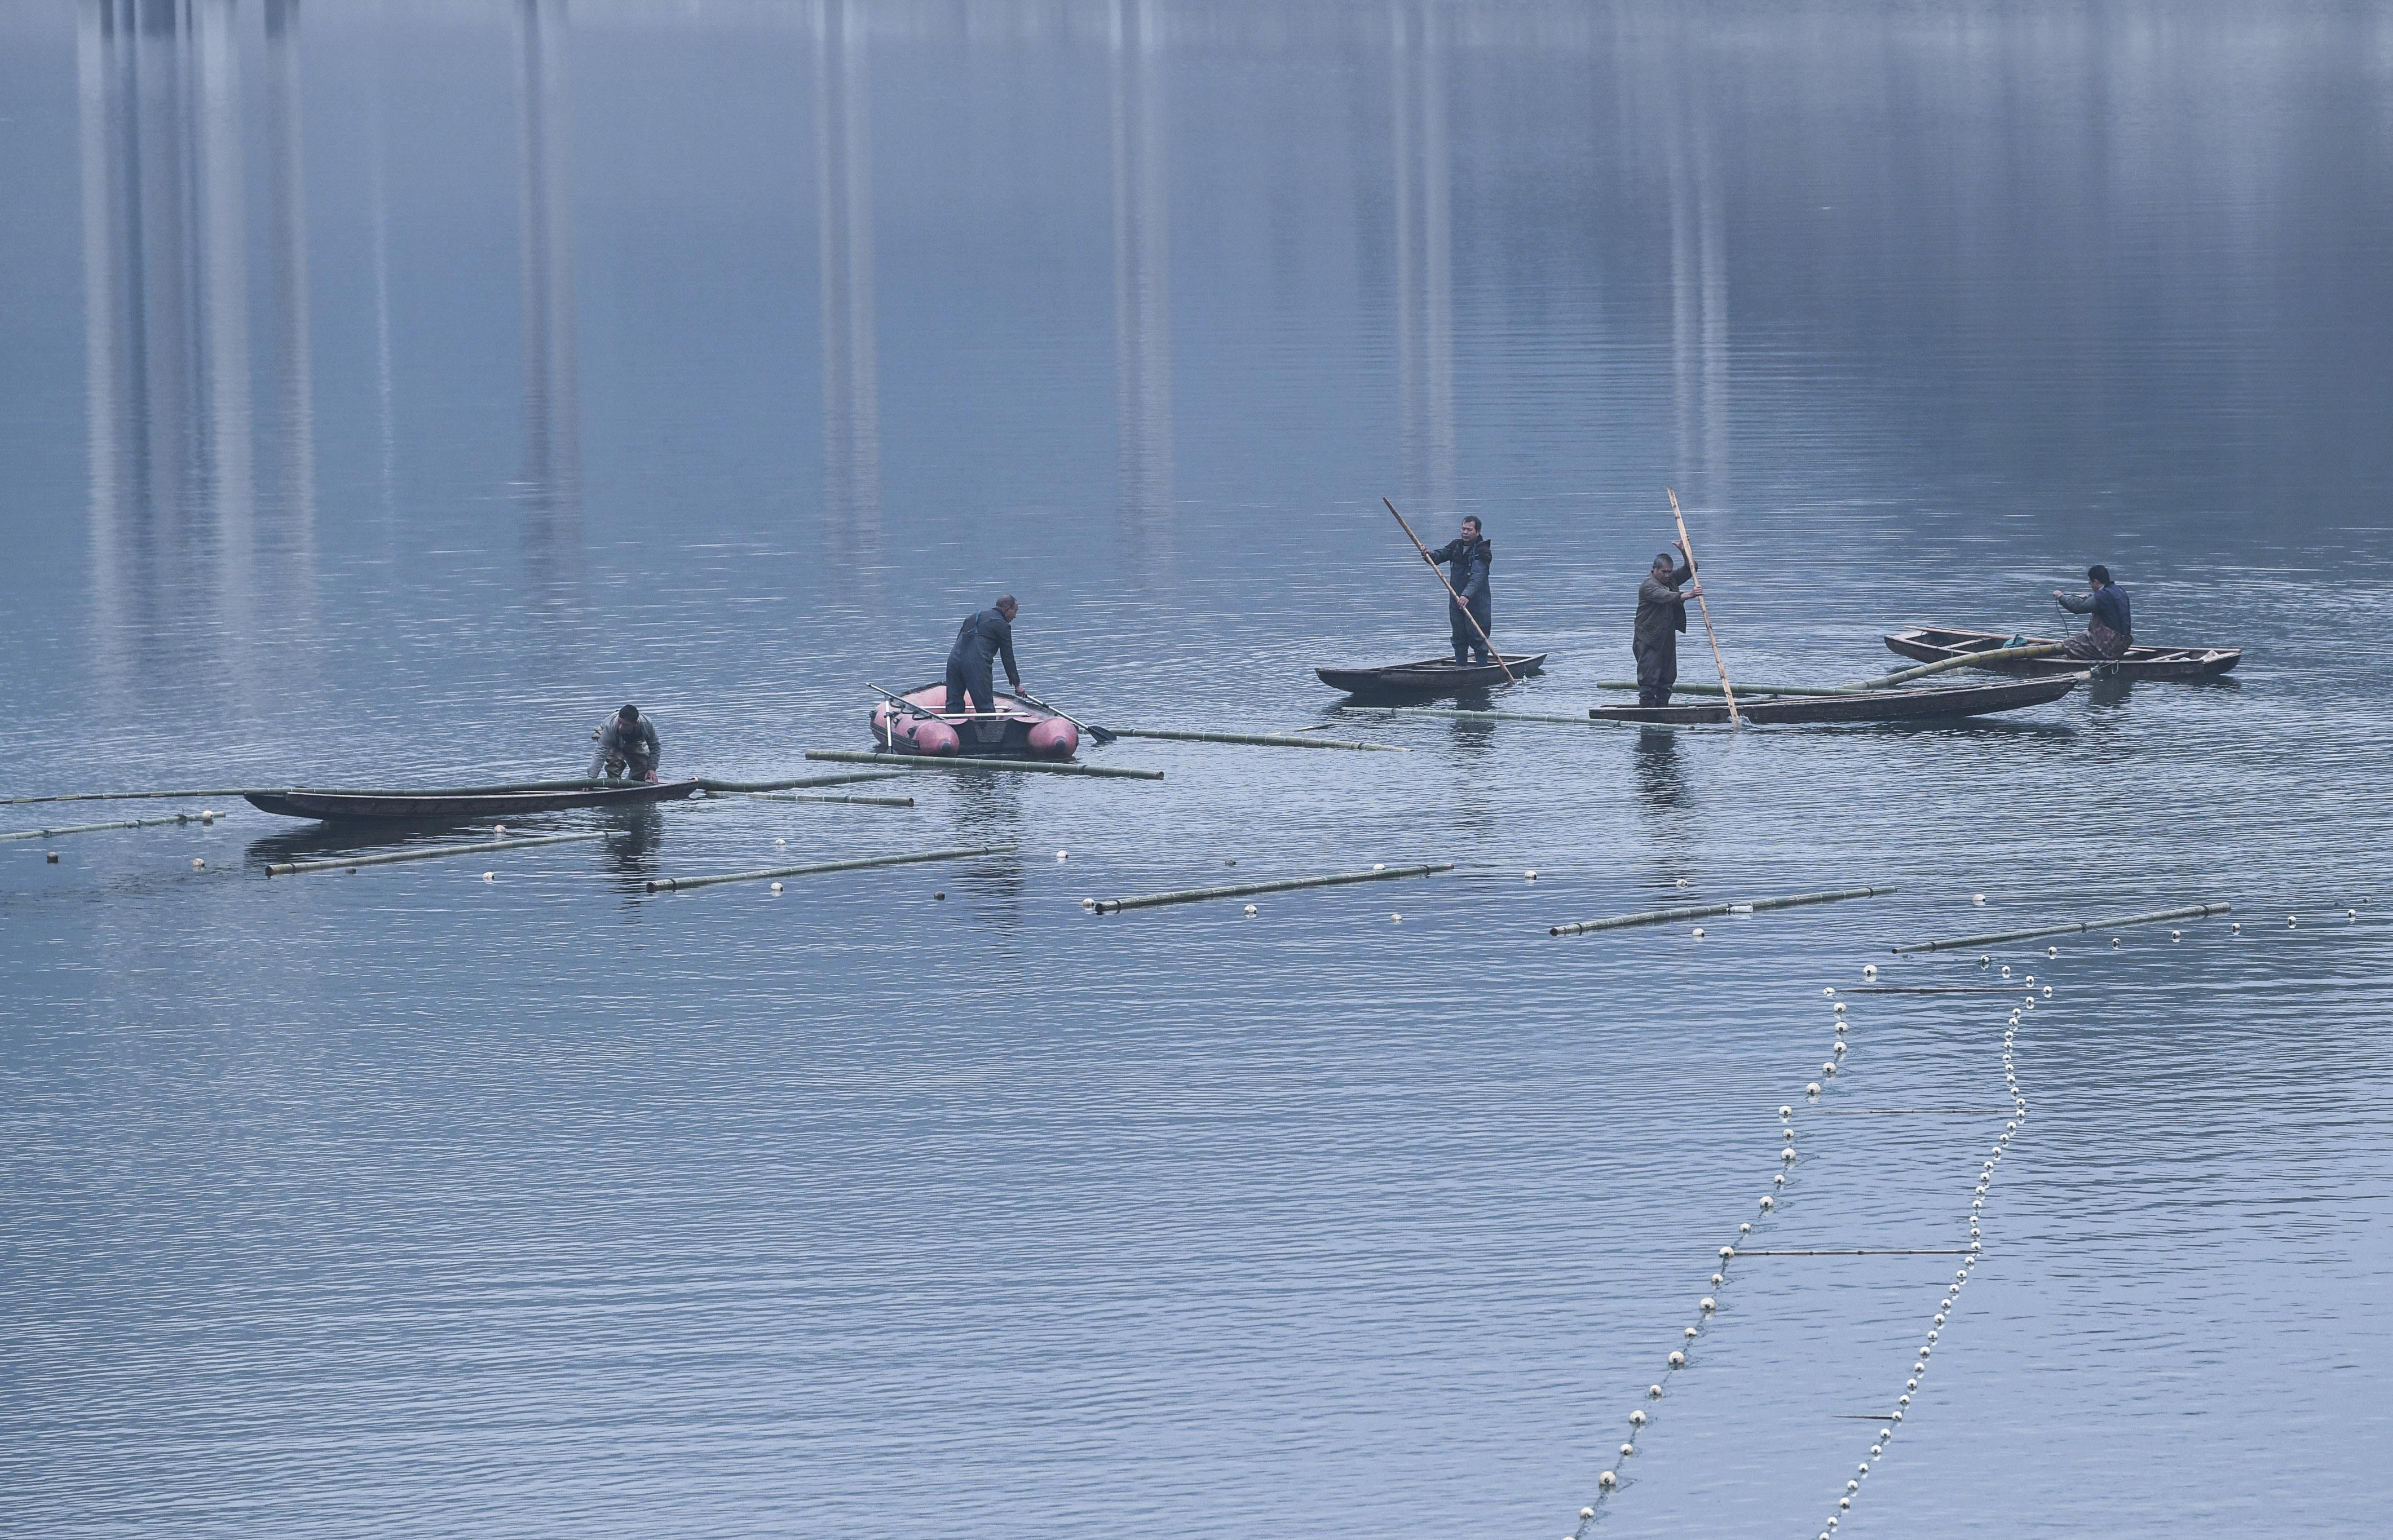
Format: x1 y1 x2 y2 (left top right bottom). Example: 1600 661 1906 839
1425 516 1494 664
2054 565 2133 659
588 704 661 781
1633 543 1702 706
944 595 1023 715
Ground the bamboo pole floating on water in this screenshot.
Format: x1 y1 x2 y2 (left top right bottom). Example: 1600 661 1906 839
1889 901 2231 954
266 830 606 876
696 771 910 793
1668 488 1741 726
1108 727 1409 752
1367 706 1644 727
1548 884 1897 937
1858 641 2067 689
2 812 221 842
644 844 1010 894
803 750 1163 780
1 787 264 807
1597 679 1862 698
1092 861 1453 914
739 791 916 807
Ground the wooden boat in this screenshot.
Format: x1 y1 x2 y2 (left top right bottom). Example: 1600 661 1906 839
1884 625 2240 680
244 779 701 822
869 684 1079 760
1587 672 2085 725
1315 653 1548 697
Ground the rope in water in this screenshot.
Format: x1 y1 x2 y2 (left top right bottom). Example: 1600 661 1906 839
1568 980 1874 1535
1806 980 2034 1539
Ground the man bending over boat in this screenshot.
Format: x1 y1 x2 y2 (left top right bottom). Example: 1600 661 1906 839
1633 542 1703 706
2053 565 2132 660
589 704 661 782
1425 516 1494 665
946 596 1023 715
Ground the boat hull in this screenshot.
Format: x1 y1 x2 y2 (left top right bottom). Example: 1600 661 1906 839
244 779 703 822
1588 673 2085 725
869 685 1079 760
1884 625 2239 680
1315 653 1548 697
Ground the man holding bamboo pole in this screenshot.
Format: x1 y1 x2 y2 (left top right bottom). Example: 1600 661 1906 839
1424 515 1496 665
1633 542 1703 706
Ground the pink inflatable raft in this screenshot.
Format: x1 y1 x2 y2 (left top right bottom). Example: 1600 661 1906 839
869 684 1081 760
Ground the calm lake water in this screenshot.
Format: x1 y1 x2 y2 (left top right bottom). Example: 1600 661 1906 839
5 2 2391 1536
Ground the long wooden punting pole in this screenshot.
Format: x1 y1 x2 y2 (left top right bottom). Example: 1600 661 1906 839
1109 727 1408 753
266 830 606 877
644 844 1009 894
1548 884 1896 937
2 812 220 842
1667 488 1738 725
1383 498 1517 684
805 749 1163 780
1092 861 1453 914
1889 901 2231 954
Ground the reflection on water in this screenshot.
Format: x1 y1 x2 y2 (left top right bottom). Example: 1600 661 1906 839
1111 0 1172 573
1390 0 1454 516
11 4 2393 1538
514 0 579 521
817 0 879 546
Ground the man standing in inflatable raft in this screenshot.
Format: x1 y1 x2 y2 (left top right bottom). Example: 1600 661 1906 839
945 596 1024 715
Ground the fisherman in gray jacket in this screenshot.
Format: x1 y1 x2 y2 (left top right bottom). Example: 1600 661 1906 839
1425 516 1494 664
589 704 661 781
1633 542 1702 706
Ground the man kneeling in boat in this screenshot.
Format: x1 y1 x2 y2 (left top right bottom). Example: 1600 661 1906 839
2052 565 2132 660
1633 543 1703 706
589 704 661 782
946 596 1023 715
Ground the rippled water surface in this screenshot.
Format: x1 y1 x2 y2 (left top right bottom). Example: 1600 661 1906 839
5 2 2392 1537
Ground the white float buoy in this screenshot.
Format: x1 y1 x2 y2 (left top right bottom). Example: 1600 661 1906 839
1677 878 1689 888
1667 1351 1685 1368
1373 863 1385 872
1525 869 1537 880
1083 897 1096 908
191 857 205 870
1648 1384 1663 1399
1833 1002 1847 1015
1056 851 1068 861
1779 1105 1794 1118
1630 1409 1646 1426
1973 893 1986 905
770 882 783 894
1685 1325 1699 1338
1692 926 1706 938
1806 1082 1822 1098
493 824 506 836
482 871 495 882
1598 1471 1615 1490
1862 964 1878 979
1700 1296 1716 1312
1243 904 1257 917
1823 986 1836 997
1390 913 1402 924
775 837 787 846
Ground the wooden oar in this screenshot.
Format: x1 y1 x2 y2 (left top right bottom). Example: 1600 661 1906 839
1666 488 1739 727
1010 688 1118 746
1383 498 1516 684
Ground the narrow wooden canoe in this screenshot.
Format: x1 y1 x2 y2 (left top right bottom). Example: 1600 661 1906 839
1884 625 2240 680
244 780 701 822
1316 653 1548 697
868 684 1079 760
1587 672 2085 725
